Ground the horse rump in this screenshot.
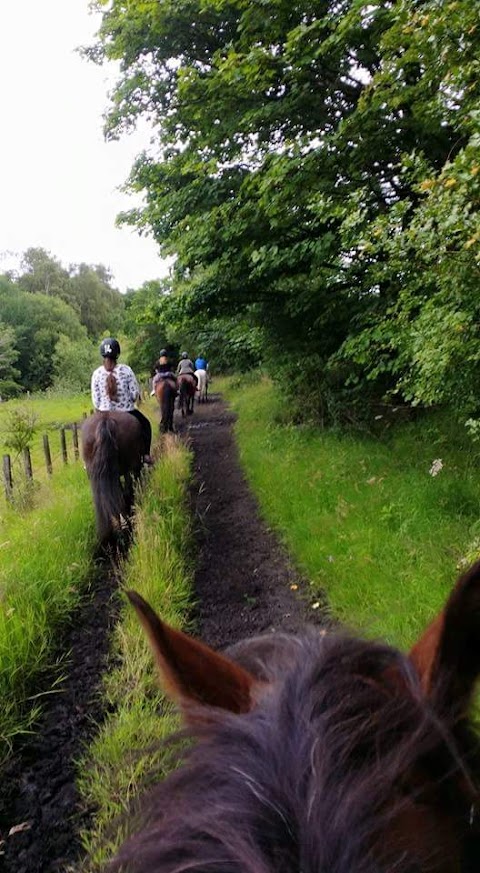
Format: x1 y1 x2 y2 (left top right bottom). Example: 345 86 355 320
155 379 176 433
178 375 195 416
82 413 137 542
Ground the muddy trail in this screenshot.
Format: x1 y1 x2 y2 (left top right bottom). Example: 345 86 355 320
0 393 321 872
0 554 122 873
182 393 323 647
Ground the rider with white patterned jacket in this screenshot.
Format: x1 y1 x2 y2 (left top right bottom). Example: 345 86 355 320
91 337 153 464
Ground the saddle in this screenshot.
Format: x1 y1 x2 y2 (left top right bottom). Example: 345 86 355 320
154 375 177 394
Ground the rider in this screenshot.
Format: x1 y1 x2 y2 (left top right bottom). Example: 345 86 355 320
91 337 153 465
176 351 198 386
151 348 177 393
194 354 209 374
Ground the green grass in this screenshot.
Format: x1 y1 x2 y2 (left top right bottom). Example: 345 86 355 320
77 436 193 871
0 391 161 515
221 377 480 649
0 391 92 513
0 390 92 431
0 463 96 759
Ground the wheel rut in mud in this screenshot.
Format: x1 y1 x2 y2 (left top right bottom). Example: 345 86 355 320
183 393 325 649
0 556 122 873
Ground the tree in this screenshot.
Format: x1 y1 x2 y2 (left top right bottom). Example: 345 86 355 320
90 0 480 424
52 335 98 393
69 263 125 337
0 320 22 397
0 275 88 391
18 248 71 302
17 248 125 339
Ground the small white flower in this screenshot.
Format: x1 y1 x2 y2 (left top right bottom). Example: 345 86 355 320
429 458 443 477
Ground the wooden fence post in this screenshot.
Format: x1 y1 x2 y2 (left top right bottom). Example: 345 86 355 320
60 428 68 464
43 434 53 476
23 447 33 482
72 423 79 461
3 454 13 503
43 433 53 476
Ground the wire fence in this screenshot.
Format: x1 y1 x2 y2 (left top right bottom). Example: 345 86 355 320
1 414 90 506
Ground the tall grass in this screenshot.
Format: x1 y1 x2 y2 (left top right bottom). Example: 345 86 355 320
77 436 193 870
0 391 163 761
222 378 480 648
0 463 95 759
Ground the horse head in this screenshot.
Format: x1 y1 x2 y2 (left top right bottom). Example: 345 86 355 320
113 563 480 872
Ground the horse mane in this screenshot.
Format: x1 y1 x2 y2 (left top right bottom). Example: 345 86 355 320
111 631 480 873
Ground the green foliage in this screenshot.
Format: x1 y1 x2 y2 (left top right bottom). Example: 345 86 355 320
0 464 95 760
0 276 87 391
1 406 38 455
0 247 126 394
19 247 71 300
52 335 99 393
91 0 480 425
0 320 22 397
123 280 174 373
68 263 125 338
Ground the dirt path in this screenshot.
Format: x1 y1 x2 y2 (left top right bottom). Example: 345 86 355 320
0 392 322 872
181 393 322 648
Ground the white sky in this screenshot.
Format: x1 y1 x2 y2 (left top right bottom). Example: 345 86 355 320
0 0 169 292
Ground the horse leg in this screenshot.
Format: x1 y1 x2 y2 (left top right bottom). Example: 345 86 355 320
123 472 135 515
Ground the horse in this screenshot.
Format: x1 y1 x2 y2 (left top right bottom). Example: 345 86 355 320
178 374 195 416
195 368 208 403
111 561 480 873
154 378 176 433
81 411 143 542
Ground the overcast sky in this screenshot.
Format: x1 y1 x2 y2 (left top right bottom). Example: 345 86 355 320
0 0 169 292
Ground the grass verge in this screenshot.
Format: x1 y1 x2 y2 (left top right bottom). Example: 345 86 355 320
77 435 193 871
221 377 480 649
0 463 96 760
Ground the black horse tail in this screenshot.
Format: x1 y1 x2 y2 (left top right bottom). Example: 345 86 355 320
89 417 124 541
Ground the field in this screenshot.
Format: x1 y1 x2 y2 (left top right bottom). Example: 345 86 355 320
2 382 480 870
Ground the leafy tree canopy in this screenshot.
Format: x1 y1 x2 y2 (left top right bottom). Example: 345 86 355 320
17 248 124 339
90 0 480 425
0 274 88 392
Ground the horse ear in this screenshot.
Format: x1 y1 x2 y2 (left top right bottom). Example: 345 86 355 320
126 591 257 715
409 561 480 715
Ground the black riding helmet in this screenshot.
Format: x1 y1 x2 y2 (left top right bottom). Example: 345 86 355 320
100 337 121 359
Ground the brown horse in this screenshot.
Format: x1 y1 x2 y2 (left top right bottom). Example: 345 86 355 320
112 561 480 873
178 374 195 417
154 378 176 433
81 411 143 542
